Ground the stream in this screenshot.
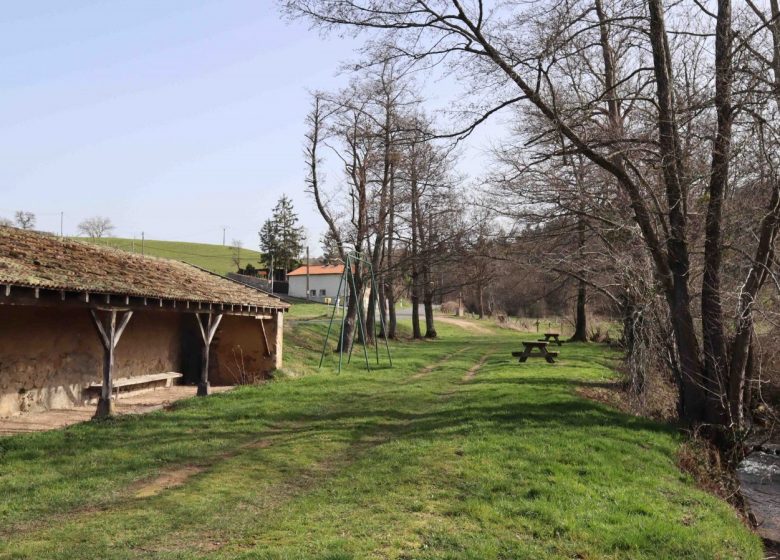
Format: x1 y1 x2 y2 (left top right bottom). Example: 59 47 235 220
737 444 780 546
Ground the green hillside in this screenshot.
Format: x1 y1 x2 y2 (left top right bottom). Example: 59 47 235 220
77 237 263 275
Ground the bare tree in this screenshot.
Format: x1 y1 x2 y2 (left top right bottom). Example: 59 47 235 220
284 0 780 439
77 216 115 239
231 239 243 271
14 211 35 230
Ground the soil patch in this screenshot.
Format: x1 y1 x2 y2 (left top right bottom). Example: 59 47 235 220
462 352 493 381
0 385 234 436
133 465 204 498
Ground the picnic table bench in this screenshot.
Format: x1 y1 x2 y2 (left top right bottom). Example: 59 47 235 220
512 341 558 364
538 332 563 346
84 372 183 401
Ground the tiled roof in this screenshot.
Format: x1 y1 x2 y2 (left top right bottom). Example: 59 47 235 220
288 264 344 276
0 227 288 310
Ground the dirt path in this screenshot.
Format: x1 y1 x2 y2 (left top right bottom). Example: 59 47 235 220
0 385 234 436
436 316 494 334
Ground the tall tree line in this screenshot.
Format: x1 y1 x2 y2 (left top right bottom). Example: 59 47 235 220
304 62 464 352
286 0 780 443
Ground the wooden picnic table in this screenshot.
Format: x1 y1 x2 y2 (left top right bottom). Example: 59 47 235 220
539 332 563 346
511 341 558 364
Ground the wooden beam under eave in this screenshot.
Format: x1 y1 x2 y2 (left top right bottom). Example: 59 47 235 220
0 287 285 317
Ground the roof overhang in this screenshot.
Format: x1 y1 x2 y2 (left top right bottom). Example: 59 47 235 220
0 283 284 318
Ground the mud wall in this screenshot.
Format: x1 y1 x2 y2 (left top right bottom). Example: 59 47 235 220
209 314 279 386
0 306 185 416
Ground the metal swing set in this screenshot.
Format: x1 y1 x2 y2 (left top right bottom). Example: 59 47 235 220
318 252 392 372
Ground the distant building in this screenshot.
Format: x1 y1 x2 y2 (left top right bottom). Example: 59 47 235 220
287 264 345 302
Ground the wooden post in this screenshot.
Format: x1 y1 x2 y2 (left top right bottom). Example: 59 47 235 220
195 312 223 396
90 309 133 418
273 311 284 370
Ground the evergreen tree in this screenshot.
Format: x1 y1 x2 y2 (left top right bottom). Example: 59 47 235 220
320 229 341 264
259 195 305 279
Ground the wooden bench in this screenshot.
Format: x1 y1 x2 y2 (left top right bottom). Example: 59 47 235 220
85 372 183 401
538 332 562 346
512 341 558 364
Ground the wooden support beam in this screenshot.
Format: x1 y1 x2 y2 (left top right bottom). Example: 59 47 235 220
259 316 272 357
90 308 133 418
194 312 223 396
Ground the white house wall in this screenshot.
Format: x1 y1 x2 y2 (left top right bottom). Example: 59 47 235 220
289 274 346 302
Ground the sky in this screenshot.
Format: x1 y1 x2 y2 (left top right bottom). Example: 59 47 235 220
0 1 500 252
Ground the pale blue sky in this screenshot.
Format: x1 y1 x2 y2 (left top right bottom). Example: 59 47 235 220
0 2 498 252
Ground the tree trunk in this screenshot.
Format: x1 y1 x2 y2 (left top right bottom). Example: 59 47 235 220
423 267 437 338
377 276 388 338
570 216 588 342
700 0 733 426
424 296 436 338
410 158 422 339
648 0 707 423
387 280 397 339
571 279 587 342
411 287 422 339
338 269 363 353
365 275 376 343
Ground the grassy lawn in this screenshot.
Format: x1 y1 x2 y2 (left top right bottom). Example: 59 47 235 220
75 237 263 275
0 317 762 559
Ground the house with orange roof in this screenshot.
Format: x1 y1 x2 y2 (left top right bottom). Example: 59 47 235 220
287 264 346 302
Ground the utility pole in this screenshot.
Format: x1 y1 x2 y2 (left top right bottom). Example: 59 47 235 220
60 212 63 238
222 227 226 246
270 255 274 293
306 246 310 300
132 235 135 252
141 231 145 255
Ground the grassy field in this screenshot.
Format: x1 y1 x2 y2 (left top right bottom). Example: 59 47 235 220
0 315 762 559
76 237 263 275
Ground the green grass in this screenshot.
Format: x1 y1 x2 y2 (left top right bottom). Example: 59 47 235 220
0 317 762 559
76 237 263 275
285 301 333 320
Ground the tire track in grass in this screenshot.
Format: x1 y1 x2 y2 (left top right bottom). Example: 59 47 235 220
461 349 496 382
407 346 471 381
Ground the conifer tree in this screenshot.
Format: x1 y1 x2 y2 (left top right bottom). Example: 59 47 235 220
259 195 305 280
